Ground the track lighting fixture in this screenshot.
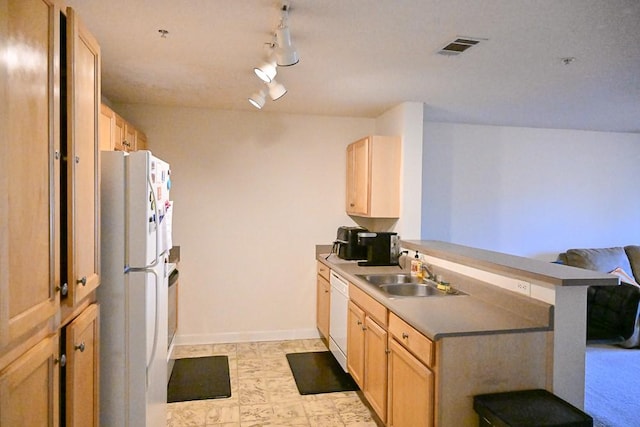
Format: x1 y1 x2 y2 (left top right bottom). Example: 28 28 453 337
247 0 299 109
267 80 287 101
248 89 266 109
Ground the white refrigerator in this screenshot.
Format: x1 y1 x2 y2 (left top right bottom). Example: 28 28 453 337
99 150 173 427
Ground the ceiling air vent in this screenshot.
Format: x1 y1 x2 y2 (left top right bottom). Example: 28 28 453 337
438 37 483 56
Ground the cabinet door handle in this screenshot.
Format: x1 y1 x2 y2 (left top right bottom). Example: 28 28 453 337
74 342 85 352
55 354 67 367
402 332 409 339
357 320 362 326
75 155 80 164
350 203 355 207
324 289 329 293
56 282 69 296
77 276 87 286
362 326 367 331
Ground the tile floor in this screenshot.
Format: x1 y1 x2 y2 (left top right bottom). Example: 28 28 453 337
167 339 381 427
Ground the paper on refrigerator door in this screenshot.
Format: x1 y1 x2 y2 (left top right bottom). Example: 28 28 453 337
164 201 173 250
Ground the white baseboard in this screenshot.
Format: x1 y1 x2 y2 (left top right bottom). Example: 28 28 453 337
174 328 321 346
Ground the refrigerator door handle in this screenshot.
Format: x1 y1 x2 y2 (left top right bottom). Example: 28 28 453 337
132 266 160 388
146 174 163 269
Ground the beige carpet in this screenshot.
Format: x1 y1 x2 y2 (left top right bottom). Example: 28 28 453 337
585 344 640 426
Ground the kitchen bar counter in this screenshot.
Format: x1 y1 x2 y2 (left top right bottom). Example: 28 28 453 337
318 240 610 412
318 252 551 341
317 240 615 341
402 240 616 287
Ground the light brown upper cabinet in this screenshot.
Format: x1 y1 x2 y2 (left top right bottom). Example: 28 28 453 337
113 113 125 151
65 6 101 308
99 104 126 151
99 103 126 151
123 122 137 152
136 129 148 150
100 103 147 152
1 0 61 352
346 136 401 218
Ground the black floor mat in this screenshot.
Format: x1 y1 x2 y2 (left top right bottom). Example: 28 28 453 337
286 351 359 395
167 355 231 402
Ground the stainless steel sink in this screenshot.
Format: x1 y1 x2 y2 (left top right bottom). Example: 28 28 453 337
379 283 442 297
357 274 466 298
357 273 421 285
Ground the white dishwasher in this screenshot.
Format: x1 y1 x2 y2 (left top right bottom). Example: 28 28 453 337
329 271 349 372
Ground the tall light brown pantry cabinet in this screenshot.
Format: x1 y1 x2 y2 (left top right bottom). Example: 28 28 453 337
0 1 101 425
346 136 401 218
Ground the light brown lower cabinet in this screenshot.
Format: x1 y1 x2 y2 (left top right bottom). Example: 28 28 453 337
0 334 60 426
387 337 434 427
316 263 330 341
363 316 388 421
64 303 100 427
347 298 388 422
347 301 365 387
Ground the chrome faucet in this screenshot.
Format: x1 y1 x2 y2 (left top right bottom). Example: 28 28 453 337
422 263 436 281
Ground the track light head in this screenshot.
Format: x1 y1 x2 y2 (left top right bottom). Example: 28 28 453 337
253 59 277 83
248 89 266 109
267 80 287 101
275 25 299 66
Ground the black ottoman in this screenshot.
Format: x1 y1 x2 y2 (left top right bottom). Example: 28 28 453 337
474 389 593 427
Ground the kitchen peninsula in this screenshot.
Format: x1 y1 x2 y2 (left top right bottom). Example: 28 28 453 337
317 240 615 426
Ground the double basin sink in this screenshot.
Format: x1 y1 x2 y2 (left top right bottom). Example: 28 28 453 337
357 273 466 298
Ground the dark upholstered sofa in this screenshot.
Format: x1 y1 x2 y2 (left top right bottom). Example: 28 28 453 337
557 246 640 348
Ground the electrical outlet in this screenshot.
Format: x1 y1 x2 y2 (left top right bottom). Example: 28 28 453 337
514 280 530 296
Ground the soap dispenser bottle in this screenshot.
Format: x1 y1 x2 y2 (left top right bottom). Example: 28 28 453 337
411 251 423 278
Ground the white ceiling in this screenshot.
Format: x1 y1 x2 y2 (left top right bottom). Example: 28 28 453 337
66 0 640 133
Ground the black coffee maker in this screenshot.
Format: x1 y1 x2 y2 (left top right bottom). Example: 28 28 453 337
356 232 400 266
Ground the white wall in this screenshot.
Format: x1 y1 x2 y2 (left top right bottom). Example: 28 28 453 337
115 104 374 344
422 122 640 260
375 102 424 239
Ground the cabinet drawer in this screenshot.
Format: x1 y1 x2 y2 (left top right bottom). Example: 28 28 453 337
389 313 434 367
349 284 387 327
316 262 330 281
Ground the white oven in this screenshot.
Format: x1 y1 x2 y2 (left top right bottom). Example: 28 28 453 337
329 271 349 371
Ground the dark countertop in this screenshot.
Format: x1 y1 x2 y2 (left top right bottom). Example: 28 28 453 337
169 246 180 263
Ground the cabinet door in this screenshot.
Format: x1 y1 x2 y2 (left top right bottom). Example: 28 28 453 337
113 113 125 151
124 123 137 152
346 300 365 388
387 337 434 427
66 6 100 307
364 316 387 422
136 129 148 151
65 303 99 427
0 0 61 350
99 104 115 151
316 275 330 340
346 137 369 216
0 334 60 426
